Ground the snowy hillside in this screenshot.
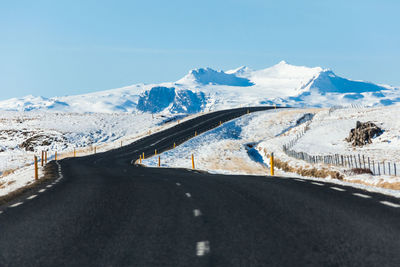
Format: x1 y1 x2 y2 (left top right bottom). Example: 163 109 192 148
0 61 399 113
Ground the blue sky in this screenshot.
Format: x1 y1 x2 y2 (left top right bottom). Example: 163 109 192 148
1 0 399 100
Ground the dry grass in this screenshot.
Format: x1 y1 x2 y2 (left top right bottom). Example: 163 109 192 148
274 158 344 180
346 179 400 191
0 168 18 178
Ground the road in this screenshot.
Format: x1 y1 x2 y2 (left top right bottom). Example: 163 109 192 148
1 107 400 267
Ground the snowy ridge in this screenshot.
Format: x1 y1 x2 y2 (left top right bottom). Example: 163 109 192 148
0 61 399 114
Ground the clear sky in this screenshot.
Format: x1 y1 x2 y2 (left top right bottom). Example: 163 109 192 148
1 0 399 100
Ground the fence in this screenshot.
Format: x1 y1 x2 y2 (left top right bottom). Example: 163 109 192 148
283 144 398 176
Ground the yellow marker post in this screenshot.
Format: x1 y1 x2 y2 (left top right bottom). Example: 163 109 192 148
74 148 76 157
195 131 197 137
158 156 161 167
191 154 195 169
55 151 57 161
142 152 145 160
173 142 176 149
270 152 275 176
34 156 38 180
94 147 97 154
155 149 157 156
45 151 47 164
139 155 142 164
219 121 222 126
41 151 44 166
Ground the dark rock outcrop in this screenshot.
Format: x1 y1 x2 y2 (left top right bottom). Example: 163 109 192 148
345 121 383 147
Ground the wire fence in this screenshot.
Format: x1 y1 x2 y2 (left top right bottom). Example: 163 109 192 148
282 106 399 176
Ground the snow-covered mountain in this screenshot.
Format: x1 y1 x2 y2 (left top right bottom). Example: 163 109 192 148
1 61 399 113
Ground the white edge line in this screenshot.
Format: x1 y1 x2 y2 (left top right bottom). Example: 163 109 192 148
311 182 324 186
9 202 23 208
352 193 371 199
380 201 400 208
330 187 346 192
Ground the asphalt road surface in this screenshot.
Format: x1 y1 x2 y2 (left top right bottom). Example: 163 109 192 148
1 107 400 267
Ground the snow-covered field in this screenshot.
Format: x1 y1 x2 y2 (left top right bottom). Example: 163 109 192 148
143 106 400 198
0 111 198 197
1 61 400 199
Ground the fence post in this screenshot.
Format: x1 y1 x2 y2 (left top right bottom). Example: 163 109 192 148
362 155 366 169
34 156 38 180
270 153 275 176
368 157 371 171
373 160 376 174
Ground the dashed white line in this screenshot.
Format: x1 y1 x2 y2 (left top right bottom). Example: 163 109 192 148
26 195 38 200
9 202 23 208
185 193 192 198
380 201 400 208
294 179 305 182
176 182 181 186
46 185 53 188
0 211 3 214
38 189 46 193
193 209 202 217
196 241 210 256
311 182 324 186
330 187 346 192
353 193 371 199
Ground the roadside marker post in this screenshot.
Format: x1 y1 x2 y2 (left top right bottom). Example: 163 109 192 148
45 151 47 164
121 141 123 148
270 153 275 176
173 142 176 149
55 151 57 161
74 148 76 157
191 154 195 169
41 151 44 166
139 155 142 164
94 147 97 154
34 156 39 180
219 121 222 126
195 131 197 137
158 156 161 167
155 149 157 156
142 152 145 160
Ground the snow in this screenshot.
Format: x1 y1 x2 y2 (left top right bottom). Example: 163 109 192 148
0 111 202 196
143 106 400 198
0 61 399 114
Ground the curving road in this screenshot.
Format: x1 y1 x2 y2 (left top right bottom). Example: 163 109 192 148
1 107 400 267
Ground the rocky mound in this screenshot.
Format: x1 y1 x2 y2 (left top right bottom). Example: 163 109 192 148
345 121 383 147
